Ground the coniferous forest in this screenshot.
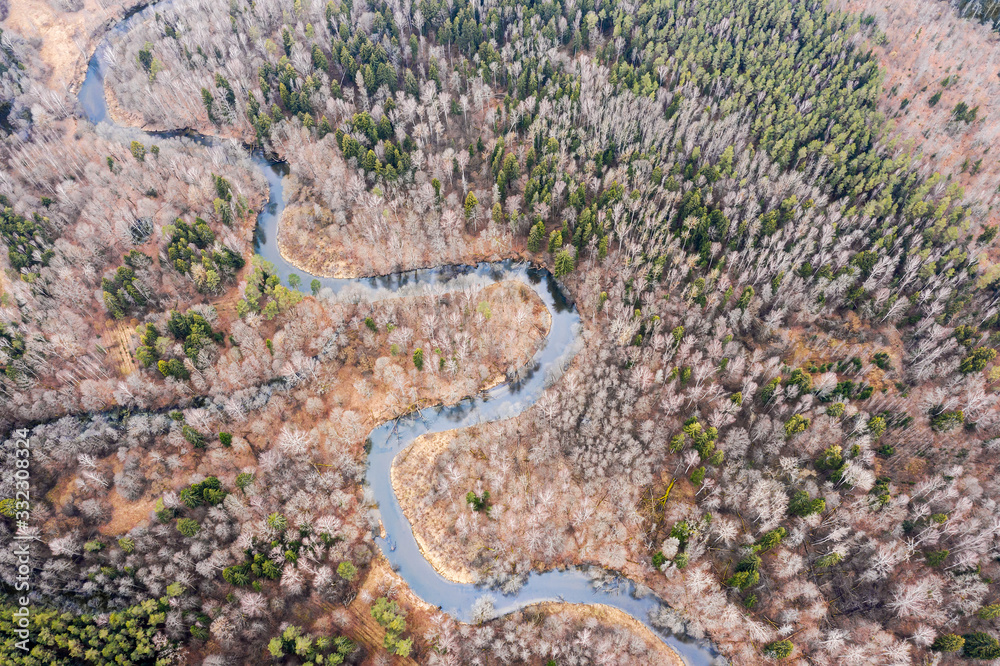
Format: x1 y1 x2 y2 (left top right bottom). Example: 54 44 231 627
3 0 1000 663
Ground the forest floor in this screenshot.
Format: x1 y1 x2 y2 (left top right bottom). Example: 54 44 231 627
391 430 478 584
829 0 1000 226
275 197 518 280
392 424 689 665
525 602 685 666
343 556 425 665
99 317 139 377
6 0 140 89
74 279 551 544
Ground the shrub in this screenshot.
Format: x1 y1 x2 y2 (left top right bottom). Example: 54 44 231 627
235 472 255 492
0 598 176 663
754 527 787 552
726 553 762 590
930 407 964 432
871 351 891 369
180 477 226 508
337 561 358 581
925 549 949 567
267 625 355 662
763 639 794 659
866 415 886 440
176 518 200 537
267 512 288 531
371 597 412 656
784 414 810 437
759 377 780 403
736 285 754 310
815 552 843 568
931 633 964 652
978 604 1000 620
466 490 491 514
788 490 825 517
960 347 996 373
182 424 205 449
963 632 1000 660
786 368 812 392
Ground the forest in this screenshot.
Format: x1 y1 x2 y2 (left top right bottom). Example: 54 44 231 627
2 0 1000 663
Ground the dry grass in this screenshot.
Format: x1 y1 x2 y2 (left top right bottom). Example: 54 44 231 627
100 317 138 376
5 0 141 89
525 602 686 666
98 490 157 536
341 556 425 666
829 0 1000 224
391 431 478 584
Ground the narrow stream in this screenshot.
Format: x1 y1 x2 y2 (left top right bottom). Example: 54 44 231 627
78 7 720 663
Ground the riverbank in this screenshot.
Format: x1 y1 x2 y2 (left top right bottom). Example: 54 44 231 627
527 602 687 666
391 431 479 584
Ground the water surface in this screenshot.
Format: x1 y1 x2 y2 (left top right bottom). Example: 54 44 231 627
79 10 719 663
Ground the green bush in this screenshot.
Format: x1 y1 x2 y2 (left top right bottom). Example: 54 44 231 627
925 549 949 567
960 347 996 373
176 517 200 537
726 553 762 590
180 477 226 508
754 527 787 552
931 633 964 652
784 414 810 437
978 604 1000 620
788 490 825 517
930 407 964 432
182 424 205 449
267 624 355 663
235 472 255 492
762 639 794 659
371 597 412 657
963 632 1000 660
337 561 358 581
0 599 176 664
815 552 843 568
466 490 491 514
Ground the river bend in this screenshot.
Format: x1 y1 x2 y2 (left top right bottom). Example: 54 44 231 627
78 7 719 663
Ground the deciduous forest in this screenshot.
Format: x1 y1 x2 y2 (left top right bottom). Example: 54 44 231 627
2 0 1000 663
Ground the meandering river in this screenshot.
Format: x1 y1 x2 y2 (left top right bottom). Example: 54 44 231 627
78 7 719 663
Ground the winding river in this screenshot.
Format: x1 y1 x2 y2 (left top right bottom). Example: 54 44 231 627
78 7 719 664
